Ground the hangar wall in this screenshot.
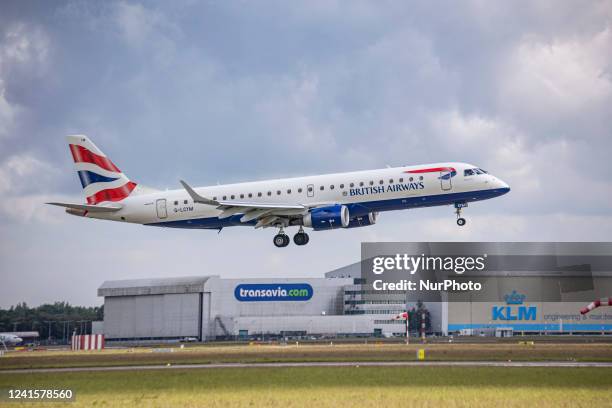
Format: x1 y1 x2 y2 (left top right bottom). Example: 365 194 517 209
103 294 201 339
98 276 211 340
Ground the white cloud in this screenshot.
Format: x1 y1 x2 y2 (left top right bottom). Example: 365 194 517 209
0 193 78 224
0 23 49 68
115 2 161 47
113 2 180 65
0 23 50 140
500 28 612 120
0 154 57 194
0 80 18 140
0 153 67 223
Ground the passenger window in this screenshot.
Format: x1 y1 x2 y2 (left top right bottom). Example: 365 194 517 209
350 183 354 188
320 186 324 191
409 177 413 182
399 178 403 183
359 182 364 187
213 197 217 201
330 185 334 190
231 195 235 199
277 190 281 195
340 184 344 189
379 180 384 185
298 188 303 193
419 176 423 180
287 189 291 194
369 181 374 186
174 201 178 205
184 200 188 204
258 192 262 197
240 194 244 199
389 179 393 184
267 191 272 196
223 196 227 200
248 193 252 198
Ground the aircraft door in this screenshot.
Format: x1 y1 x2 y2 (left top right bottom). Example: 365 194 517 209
156 199 168 219
307 184 314 198
440 170 452 191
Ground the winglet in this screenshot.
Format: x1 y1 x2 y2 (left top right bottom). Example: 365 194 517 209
180 180 219 206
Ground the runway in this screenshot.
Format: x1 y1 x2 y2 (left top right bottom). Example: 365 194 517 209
1 360 612 374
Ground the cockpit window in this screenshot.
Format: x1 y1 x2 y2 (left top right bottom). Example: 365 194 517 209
478 168 488 174
465 168 488 176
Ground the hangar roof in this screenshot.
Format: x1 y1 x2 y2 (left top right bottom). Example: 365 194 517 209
98 276 217 297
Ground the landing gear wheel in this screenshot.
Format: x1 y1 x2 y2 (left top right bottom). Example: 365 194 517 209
293 232 310 246
457 217 466 226
273 234 290 247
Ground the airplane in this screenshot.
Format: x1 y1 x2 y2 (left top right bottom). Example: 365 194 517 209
0 333 23 346
48 135 510 247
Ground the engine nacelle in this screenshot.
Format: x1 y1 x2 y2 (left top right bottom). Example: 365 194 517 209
303 205 350 230
346 212 378 228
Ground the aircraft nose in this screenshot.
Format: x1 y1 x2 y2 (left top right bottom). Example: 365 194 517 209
494 177 510 194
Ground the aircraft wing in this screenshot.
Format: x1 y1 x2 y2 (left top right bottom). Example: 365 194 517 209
46 202 123 212
180 180 309 227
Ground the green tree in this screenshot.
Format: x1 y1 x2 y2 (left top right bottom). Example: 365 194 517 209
0 302 103 343
408 300 431 335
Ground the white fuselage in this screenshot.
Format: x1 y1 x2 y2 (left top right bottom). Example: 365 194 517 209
81 162 509 229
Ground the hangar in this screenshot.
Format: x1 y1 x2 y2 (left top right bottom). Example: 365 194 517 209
98 274 407 341
98 262 612 342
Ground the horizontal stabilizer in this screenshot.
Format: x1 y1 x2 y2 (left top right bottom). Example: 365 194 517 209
46 202 122 212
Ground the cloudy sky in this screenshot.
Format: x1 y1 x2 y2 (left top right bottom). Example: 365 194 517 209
0 0 611 307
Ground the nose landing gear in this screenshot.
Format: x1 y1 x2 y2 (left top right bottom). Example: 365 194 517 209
455 202 467 227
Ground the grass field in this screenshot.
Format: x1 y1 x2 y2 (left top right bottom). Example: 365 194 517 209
1 342 611 370
1 366 611 407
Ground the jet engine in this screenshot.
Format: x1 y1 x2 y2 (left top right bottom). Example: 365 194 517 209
303 205 350 230
346 212 378 228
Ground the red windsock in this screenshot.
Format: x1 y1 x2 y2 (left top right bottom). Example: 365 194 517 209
393 312 409 320
580 298 611 315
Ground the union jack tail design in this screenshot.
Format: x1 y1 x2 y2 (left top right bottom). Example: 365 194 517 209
67 135 137 205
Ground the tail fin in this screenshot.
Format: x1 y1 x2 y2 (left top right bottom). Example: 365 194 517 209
67 135 137 205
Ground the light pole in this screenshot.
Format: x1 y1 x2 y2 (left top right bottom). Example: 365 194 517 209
44 321 53 342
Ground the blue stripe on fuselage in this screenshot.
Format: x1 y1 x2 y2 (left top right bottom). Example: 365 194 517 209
77 170 119 188
145 187 510 229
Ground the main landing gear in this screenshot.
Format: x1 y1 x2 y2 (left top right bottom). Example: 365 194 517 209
455 202 467 227
273 227 290 248
293 227 310 246
273 227 310 247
